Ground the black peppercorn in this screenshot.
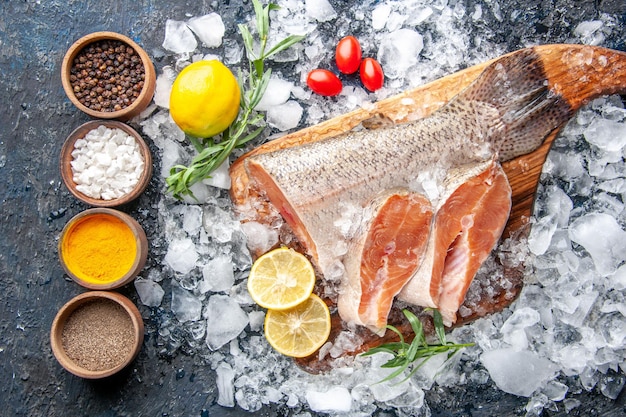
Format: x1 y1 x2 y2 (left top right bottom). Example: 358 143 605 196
69 39 145 113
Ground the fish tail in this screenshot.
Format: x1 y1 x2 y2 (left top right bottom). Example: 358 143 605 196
458 48 574 161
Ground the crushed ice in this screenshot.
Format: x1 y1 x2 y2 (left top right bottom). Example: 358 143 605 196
132 0 626 414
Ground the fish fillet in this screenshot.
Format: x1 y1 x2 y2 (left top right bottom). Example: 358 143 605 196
398 160 511 326
244 49 572 330
338 190 433 334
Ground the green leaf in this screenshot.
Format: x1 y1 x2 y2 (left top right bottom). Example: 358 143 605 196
431 308 447 345
249 68 272 109
264 35 305 60
361 309 474 385
238 24 255 59
252 0 266 38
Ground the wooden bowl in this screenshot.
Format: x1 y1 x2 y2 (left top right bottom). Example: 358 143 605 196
60 120 152 207
61 31 156 121
58 208 148 290
50 291 144 379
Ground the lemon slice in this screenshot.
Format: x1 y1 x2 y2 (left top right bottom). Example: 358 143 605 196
264 294 331 358
247 247 316 310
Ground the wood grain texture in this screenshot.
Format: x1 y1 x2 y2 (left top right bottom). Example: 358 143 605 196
229 44 626 373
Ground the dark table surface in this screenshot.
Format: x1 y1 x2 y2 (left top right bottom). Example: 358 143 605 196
2 1 626 416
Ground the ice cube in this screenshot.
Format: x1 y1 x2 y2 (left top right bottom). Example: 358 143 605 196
305 386 352 412
372 4 391 30
181 204 203 235
247 310 265 332
216 362 236 407
162 19 198 53
154 66 176 109
240 221 279 255
481 348 558 397
255 77 293 111
573 20 605 45
305 0 337 22
202 158 231 190
584 118 626 152
599 373 626 399
134 278 165 307
543 380 568 401
528 215 558 256
187 13 225 48
377 29 423 80
171 283 202 322
164 237 199 274
568 212 626 276
500 307 541 350
181 181 214 204
205 295 249 350
411 352 449 390
267 100 303 131
200 255 235 293
204 204 236 243
610 264 626 290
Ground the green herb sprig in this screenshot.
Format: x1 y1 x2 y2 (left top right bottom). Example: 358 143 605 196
362 309 474 384
166 0 304 199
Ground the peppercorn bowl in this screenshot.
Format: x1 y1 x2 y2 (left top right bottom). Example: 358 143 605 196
61 31 156 120
58 208 148 290
60 120 153 207
50 291 144 379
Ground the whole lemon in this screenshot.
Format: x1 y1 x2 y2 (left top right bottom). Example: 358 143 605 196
169 60 241 138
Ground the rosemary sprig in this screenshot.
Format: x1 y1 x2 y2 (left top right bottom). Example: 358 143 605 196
362 309 474 384
166 0 304 199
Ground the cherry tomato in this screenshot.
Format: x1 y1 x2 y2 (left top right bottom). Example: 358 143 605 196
335 36 362 74
306 69 343 96
360 58 384 92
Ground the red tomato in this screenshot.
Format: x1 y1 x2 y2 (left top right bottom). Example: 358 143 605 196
360 58 384 92
335 36 362 74
306 69 343 96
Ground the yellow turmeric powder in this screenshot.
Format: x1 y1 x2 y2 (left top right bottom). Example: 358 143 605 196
61 213 137 284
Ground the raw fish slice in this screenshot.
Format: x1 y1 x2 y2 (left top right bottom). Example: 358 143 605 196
399 161 511 314
398 159 496 307
436 162 511 325
338 190 433 334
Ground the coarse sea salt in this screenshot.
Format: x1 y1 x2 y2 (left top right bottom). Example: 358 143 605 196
70 125 145 200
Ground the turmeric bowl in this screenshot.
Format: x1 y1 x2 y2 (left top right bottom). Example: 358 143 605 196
50 291 144 379
58 208 148 290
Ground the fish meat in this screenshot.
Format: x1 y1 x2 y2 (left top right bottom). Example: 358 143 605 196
338 189 433 334
398 159 511 326
243 49 573 333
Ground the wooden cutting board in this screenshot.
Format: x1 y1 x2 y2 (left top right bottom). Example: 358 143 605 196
229 44 626 373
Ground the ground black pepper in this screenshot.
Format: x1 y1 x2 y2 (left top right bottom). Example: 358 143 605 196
70 40 145 113
61 298 135 372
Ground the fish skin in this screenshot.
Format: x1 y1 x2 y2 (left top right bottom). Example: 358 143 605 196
244 49 573 328
338 189 433 335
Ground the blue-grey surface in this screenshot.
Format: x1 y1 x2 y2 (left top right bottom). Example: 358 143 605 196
1 1 626 416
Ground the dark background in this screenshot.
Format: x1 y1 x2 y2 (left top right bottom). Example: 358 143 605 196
1 0 625 416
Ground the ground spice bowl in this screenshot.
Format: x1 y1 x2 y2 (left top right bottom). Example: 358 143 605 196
50 291 144 379
60 120 153 207
61 31 156 121
58 208 148 290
